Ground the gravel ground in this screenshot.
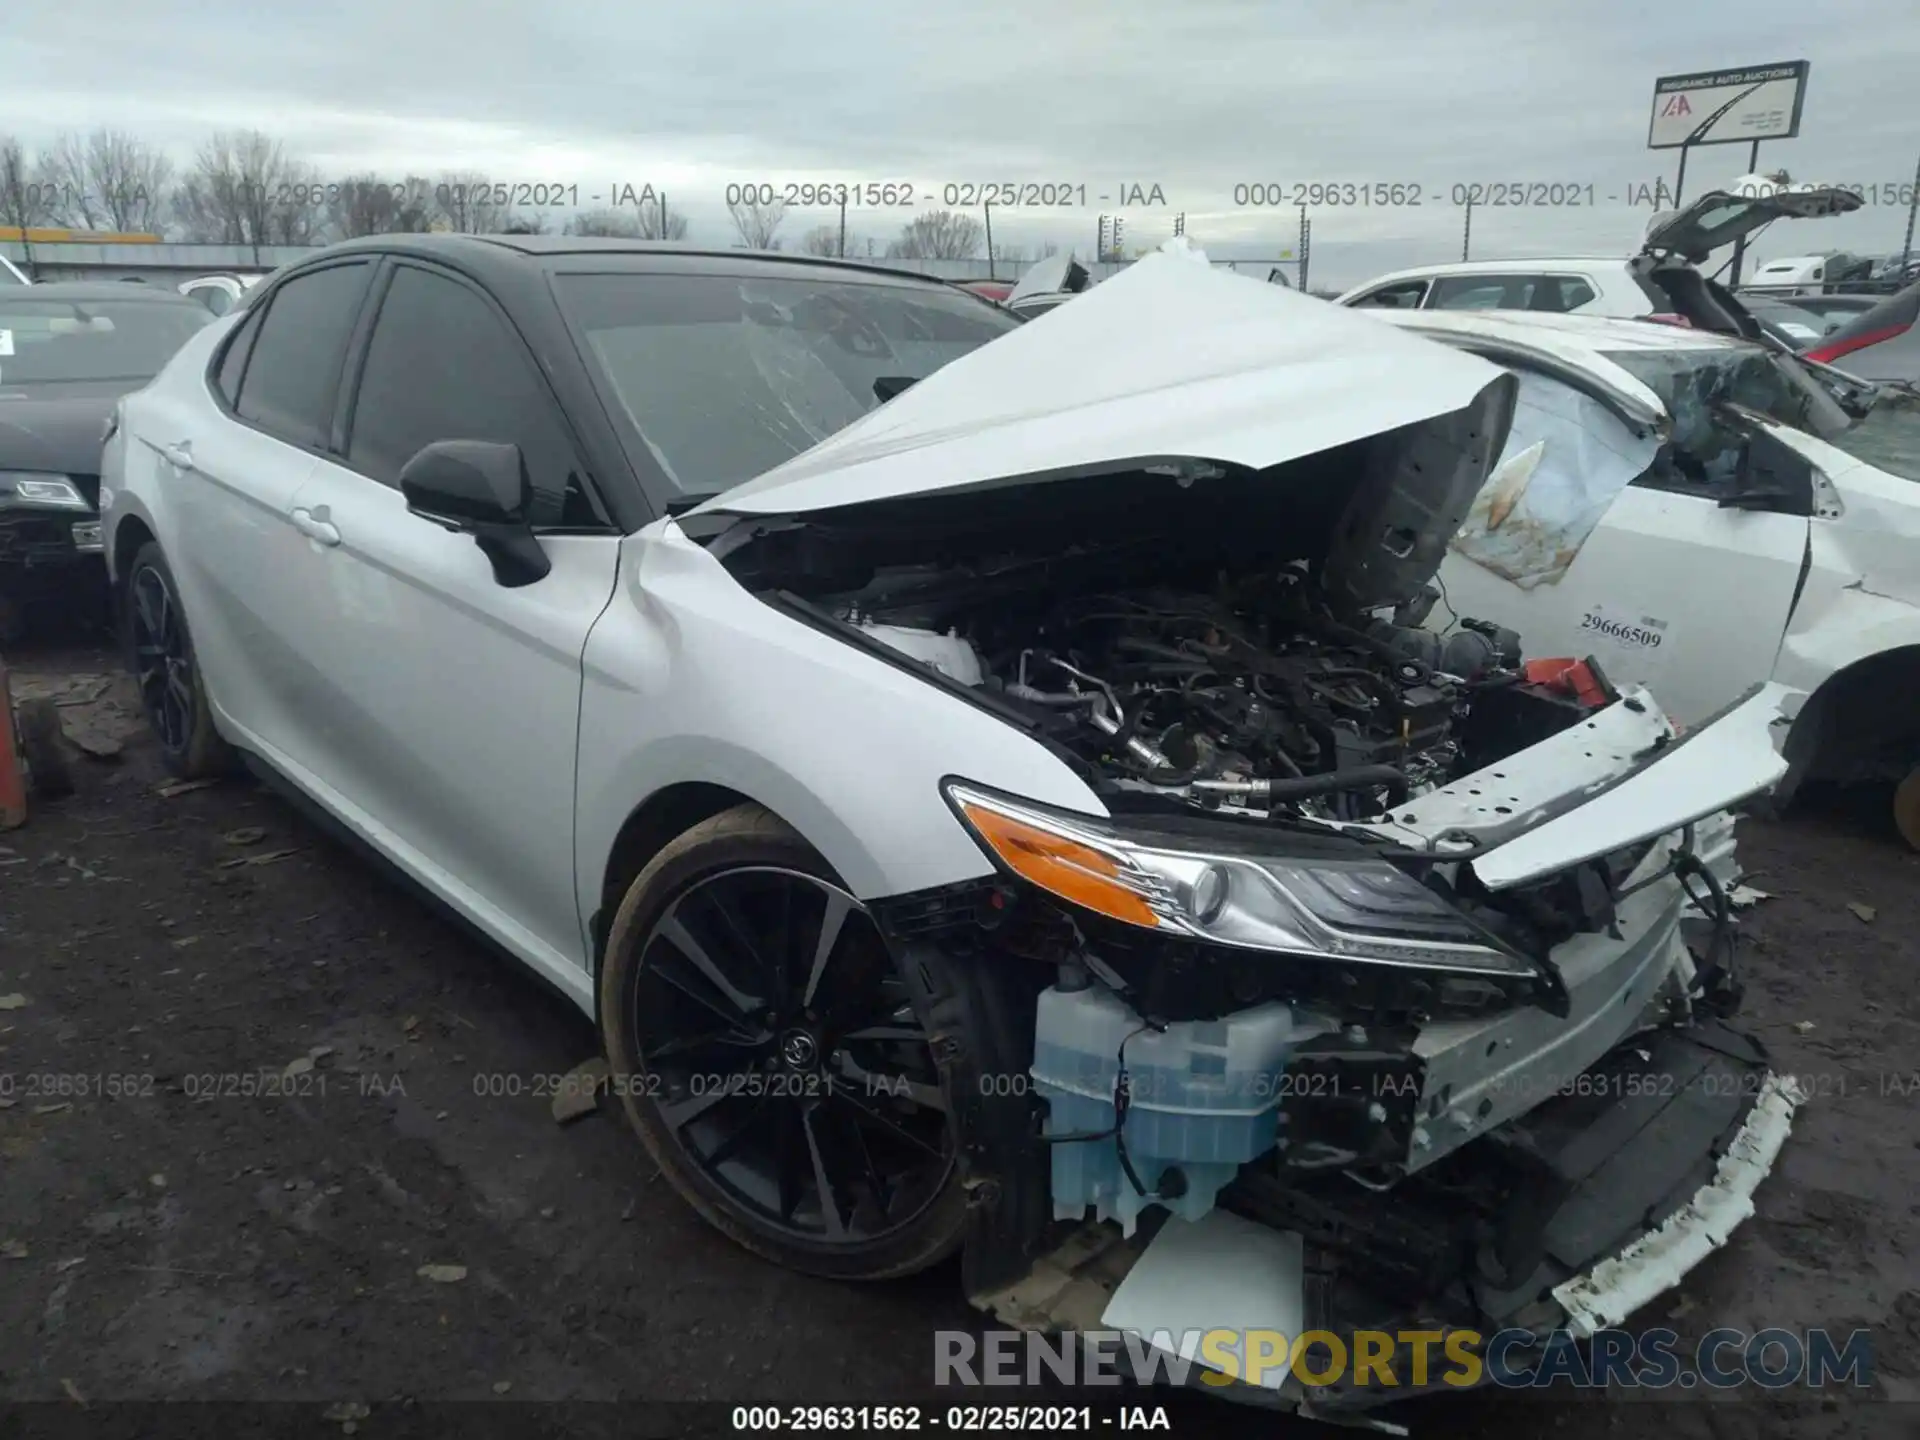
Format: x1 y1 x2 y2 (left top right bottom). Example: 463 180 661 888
1 632 1915 1438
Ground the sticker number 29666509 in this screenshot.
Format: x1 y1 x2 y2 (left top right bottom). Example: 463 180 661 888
1580 609 1666 649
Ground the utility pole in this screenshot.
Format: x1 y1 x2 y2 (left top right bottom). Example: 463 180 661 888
983 200 995 279
1902 150 1920 281
1729 139 1762 288
1297 205 1310 292
838 194 847 257
1461 195 1474 261
1097 214 1109 260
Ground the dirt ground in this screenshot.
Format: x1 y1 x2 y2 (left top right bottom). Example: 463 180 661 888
2 625 1916 1439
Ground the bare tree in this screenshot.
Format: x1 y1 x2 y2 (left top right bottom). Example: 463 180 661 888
634 194 687 240
327 173 435 239
169 130 306 250
500 214 550 235
567 207 640 238
263 157 325 245
36 130 174 231
1 136 50 278
728 196 787 249
432 172 520 235
799 224 841 256
886 209 982 260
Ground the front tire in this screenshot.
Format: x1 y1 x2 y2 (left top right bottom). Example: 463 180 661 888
1894 767 1920 851
122 541 232 779
598 804 969 1280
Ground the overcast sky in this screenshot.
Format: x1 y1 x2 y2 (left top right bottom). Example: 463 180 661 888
4 0 1916 287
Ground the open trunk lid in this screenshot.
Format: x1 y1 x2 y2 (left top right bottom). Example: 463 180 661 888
1640 179 1864 265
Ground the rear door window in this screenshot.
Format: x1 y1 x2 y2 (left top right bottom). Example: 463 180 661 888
1347 279 1430 309
234 261 375 449
1429 274 1540 310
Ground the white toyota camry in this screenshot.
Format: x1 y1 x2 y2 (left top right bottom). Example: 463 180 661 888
102 234 1798 1412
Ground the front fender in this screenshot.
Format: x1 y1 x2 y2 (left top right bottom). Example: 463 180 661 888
574 524 1108 931
1776 583 1920 697
1775 586 1920 794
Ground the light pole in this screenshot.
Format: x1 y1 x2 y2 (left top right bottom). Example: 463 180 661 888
1461 195 1474 261
1902 151 1920 280
1729 139 1762 287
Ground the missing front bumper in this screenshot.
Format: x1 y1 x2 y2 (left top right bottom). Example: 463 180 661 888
971 1022 1798 1411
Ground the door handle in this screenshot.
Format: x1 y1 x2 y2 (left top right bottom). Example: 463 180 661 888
161 441 193 470
290 506 341 546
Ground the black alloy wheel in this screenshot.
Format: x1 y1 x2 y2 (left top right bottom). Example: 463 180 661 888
129 560 193 753
600 806 970 1279
122 542 231 777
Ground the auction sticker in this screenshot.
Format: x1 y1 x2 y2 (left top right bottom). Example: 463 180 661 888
1578 604 1668 651
1577 603 1670 683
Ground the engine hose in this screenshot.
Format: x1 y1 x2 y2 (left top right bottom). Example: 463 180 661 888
1264 765 1409 807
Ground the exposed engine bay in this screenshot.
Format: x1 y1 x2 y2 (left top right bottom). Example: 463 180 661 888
845 574 1533 824
680 279 1796 1406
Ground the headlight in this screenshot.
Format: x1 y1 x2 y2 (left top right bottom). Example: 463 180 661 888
0 472 89 511
944 781 1532 977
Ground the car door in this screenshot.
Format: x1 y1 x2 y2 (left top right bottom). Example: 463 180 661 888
1435 364 1808 728
278 259 621 977
146 258 378 767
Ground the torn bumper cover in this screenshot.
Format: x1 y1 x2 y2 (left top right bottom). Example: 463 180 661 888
980 1028 1803 1412
954 683 1797 1412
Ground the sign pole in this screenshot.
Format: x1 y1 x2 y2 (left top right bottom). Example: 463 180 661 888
1461 195 1474 261
1902 151 1919 281
1673 143 1690 208
983 201 995 279
1729 139 1762 288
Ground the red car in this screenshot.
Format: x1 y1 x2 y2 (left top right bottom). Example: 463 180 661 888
956 279 1014 303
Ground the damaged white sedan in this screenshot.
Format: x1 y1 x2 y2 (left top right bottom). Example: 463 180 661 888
105 235 1797 1414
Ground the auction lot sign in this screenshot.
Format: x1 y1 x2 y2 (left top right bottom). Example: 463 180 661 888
1648 61 1810 148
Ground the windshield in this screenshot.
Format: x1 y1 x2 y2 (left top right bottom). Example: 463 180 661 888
1599 345 1854 484
0 297 214 384
557 272 1019 497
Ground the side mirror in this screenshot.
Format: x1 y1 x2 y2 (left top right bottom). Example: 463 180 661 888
399 439 551 588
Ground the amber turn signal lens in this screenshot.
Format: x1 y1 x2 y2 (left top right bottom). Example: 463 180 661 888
956 798 1161 928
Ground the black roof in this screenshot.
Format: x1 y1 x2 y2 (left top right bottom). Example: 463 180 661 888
312 232 949 289
7 280 203 305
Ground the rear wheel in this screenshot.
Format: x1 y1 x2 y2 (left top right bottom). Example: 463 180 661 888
122 542 232 779
598 804 968 1280
1893 767 1920 851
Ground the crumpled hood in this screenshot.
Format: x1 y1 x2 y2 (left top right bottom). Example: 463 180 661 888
688 250 1516 550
